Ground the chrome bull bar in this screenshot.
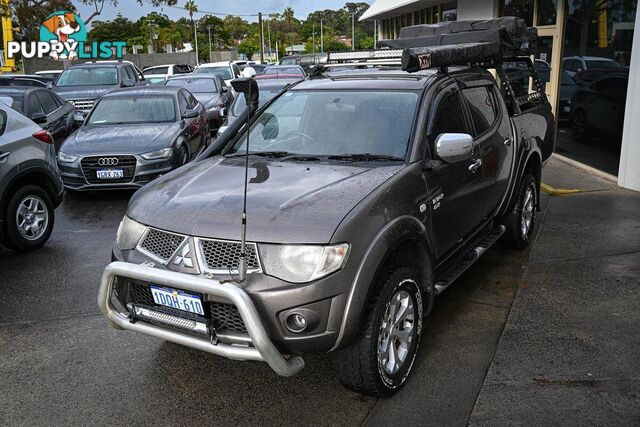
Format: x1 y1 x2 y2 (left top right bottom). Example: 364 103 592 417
97 261 305 377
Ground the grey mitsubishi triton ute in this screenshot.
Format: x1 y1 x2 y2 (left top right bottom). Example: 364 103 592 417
98 18 554 396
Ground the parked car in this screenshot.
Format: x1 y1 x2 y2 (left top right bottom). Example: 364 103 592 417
0 87 78 149
0 75 51 87
142 64 194 85
279 53 327 72
0 101 63 251
255 65 305 80
98 20 553 397
563 56 621 77
52 62 147 116
35 70 63 82
217 77 300 136
193 61 241 85
57 86 209 191
571 72 629 142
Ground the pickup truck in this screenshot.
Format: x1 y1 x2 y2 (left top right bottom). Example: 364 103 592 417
98 18 554 396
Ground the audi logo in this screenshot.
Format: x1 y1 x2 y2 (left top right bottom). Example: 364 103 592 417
97 157 119 166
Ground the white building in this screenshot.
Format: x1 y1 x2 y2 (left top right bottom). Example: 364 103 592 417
361 0 640 192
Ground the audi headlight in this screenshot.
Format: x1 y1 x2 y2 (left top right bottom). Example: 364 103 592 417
140 147 172 160
57 152 78 163
259 243 350 283
116 216 147 250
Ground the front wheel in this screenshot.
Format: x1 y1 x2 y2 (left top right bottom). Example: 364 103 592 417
3 185 55 252
178 145 189 166
501 173 537 249
332 267 423 396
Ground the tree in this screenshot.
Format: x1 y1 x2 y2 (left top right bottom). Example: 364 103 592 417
6 0 76 42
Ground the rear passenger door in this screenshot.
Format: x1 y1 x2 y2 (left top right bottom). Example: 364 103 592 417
424 85 486 260
35 90 66 141
459 81 514 219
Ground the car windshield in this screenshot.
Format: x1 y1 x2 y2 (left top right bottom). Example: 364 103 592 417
265 67 303 76
194 66 232 80
143 67 169 76
585 59 621 69
88 95 176 125
56 67 118 87
226 90 418 160
230 89 283 116
166 78 218 93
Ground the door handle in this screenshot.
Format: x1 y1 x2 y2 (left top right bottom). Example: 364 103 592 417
0 151 10 161
468 158 482 173
504 137 512 146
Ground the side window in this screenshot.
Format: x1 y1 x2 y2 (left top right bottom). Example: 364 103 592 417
27 94 44 116
232 64 240 77
177 91 189 114
431 91 467 138
461 86 498 137
36 91 59 114
124 67 136 82
187 92 198 109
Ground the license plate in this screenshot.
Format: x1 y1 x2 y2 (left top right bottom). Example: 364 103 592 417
150 286 204 315
563 106 570 112
96 169 124 179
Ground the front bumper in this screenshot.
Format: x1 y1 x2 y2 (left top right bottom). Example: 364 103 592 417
98 261 305 377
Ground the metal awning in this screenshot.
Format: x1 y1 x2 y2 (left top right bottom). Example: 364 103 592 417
359 0 443 21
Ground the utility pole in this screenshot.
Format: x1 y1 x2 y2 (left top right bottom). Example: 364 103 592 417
193 19 199 64
267 19 272 62
207 24 212 61
258 12 264 63
312 22 315 54
320 18 324 53
351 13 355 51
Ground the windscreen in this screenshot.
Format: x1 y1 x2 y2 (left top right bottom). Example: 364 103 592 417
166 78 218 93
194 66 232 80
264 67 303 76
88 96 176 125
227 90 419 159
56 68 118 86
143 67 169 76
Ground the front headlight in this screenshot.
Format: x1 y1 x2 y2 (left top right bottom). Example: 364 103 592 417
57 152 78 163
116 216 147 250
140 147 172 160
259 243 350 283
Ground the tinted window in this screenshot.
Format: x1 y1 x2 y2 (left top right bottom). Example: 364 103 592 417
124 67 136 81
186 92 198 109
166 78 217 93
14 78 44 87
431 91 467 138
36 91 59 114
27 94 43 116
144 66 169 76
89 96 176 124
56 68 118 86
177 92 189 114
461 86 498 136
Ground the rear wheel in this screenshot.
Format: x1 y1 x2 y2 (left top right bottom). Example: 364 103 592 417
332 267 424 396
501 173 537 249
3 185 55 251
571 109 590 142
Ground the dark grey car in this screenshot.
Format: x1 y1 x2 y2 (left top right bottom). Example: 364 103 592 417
0 102 63 251
58 86 209 191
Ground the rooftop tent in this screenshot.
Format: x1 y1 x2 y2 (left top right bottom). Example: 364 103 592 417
377 17 538 72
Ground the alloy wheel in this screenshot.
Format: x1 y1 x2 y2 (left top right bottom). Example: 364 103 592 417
377 289 416 376
521 184 535 239
16 195 49 241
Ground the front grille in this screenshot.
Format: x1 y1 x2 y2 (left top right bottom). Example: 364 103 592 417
69 98 95 111
80 155 136 184
139 228 185 262
126 281 247 334
200 239 260 272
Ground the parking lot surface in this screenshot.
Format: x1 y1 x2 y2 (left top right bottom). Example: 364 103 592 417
1 157 638 425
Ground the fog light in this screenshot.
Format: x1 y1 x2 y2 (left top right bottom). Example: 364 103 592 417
285 313 307 333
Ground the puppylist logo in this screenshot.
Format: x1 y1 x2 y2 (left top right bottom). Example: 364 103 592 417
7 11 126 61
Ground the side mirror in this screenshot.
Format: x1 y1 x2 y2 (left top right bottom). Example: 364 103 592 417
46 81 54 88
73 111 84 124
222 86 228 93
219 107 227 118
182 108 199 119
435 133 474 163
230 77 259 117
30 112 47 124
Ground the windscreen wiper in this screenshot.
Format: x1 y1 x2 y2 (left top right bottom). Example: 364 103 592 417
279 154 322 162
226 151 293 159
327 153 404 162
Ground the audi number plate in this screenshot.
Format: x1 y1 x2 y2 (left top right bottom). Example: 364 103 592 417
149 286 205 315
96 169 124 179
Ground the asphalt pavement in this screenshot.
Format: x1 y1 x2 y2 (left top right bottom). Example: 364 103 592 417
1 157 638 425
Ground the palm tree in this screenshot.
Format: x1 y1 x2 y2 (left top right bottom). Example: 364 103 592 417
185 0 199 62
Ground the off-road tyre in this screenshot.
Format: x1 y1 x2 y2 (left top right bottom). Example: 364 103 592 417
501 173 537 249
3 185 55 252
332 267 423 397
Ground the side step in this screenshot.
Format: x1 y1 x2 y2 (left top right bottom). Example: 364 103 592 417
434 225 506 295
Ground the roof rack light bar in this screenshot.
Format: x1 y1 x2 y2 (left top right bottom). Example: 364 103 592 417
326 49 403 63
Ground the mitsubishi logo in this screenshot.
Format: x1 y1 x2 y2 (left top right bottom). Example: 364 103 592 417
169 239 200 274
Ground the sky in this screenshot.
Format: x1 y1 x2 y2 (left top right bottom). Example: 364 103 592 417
73 0 369 26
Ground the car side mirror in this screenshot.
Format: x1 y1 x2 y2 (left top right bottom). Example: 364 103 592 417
435 133 474 163
46 81 54 88
30 112 47 124
182 108 199 119
73 111 84 124
222 86 228 93
219 107 227 118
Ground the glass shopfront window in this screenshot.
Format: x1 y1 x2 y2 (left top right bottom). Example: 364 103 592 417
537 0 558 25
501 0 534 26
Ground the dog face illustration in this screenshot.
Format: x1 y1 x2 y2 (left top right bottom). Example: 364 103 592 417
42 13 80 43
